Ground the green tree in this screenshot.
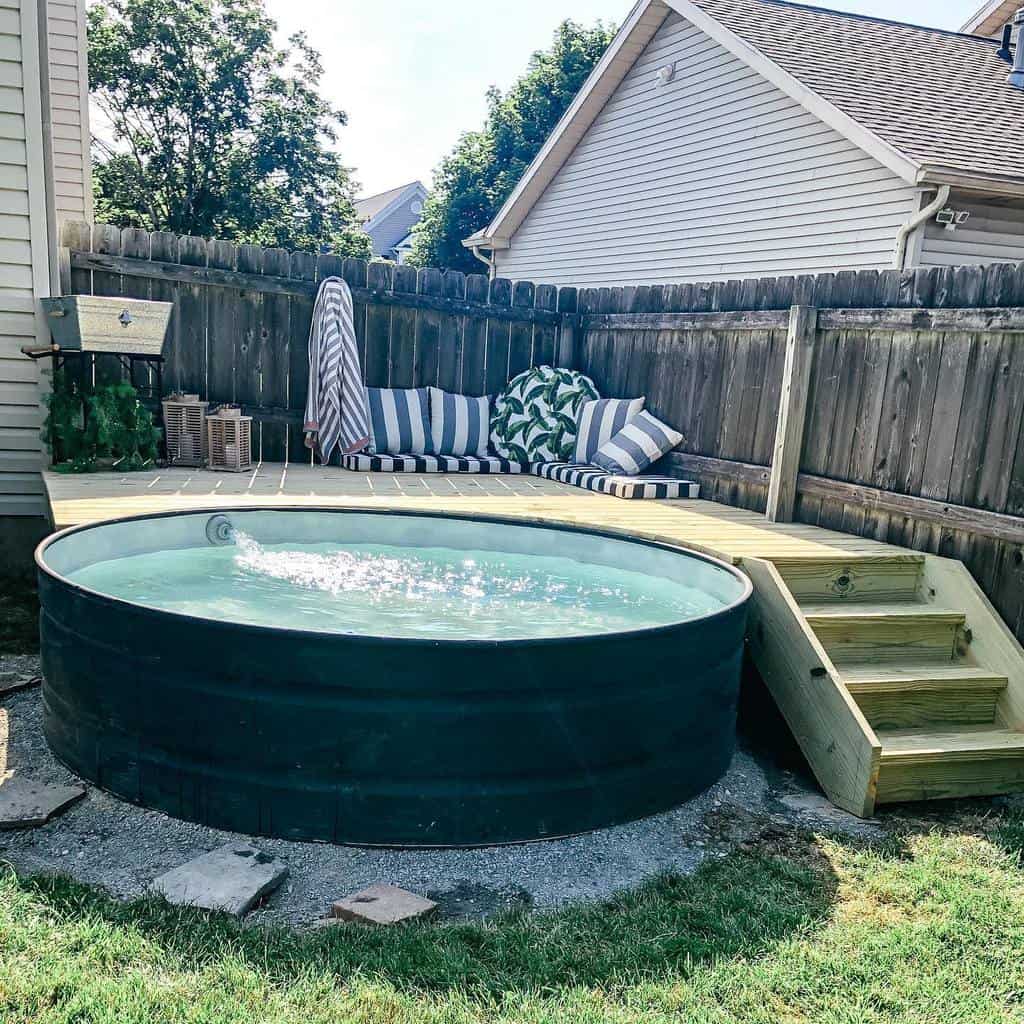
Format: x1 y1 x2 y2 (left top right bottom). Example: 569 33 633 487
89 0 371 257
410 20 615 274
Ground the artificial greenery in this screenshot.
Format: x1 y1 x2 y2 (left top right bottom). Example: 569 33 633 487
42 369 162 473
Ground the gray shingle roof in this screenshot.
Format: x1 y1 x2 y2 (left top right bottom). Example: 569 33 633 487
690 0 1024 185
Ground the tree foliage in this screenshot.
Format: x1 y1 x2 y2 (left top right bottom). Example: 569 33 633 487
89 0 371 256
409 20 615 274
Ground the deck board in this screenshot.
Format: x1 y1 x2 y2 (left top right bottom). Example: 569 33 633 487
43 465 908 564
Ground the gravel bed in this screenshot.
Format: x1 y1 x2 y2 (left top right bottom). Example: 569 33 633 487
1 652 848 927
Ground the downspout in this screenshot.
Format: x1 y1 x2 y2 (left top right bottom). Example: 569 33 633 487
470 244 497 281
893 185 950 270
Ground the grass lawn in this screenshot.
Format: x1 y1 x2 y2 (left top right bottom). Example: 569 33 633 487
1 814 1023 1023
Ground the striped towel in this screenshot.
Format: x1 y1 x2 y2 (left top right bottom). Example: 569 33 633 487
304 277 370 462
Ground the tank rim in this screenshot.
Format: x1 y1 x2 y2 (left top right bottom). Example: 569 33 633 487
35 505 753 649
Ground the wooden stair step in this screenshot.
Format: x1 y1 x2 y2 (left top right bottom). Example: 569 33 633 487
879 727 1024 759
841 665 1006 730
875 728 1024 803
842 664 1007 692
802 604 966 664
775 555 924 604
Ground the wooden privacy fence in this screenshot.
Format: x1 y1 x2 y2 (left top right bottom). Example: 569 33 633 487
575 294 1024 646
60 223 575 464
59 223 1024 643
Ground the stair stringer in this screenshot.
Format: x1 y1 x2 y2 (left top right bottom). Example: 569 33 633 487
743 556 882 817
919 555 1024 734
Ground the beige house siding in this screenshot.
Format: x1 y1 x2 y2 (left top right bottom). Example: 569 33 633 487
0 0 88 520
919 195 1024 269
495 11 921 288
43 0 91 223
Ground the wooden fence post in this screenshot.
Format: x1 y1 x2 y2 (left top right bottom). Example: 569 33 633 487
766 305 818 523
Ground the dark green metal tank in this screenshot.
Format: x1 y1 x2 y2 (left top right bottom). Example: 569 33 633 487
36 509 752 847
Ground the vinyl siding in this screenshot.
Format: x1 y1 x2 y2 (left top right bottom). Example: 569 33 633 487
918 195 1024 268
0 0 53 518
496 11 920 287
44 0 91 221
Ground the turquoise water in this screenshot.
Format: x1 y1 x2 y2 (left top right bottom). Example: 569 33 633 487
68 533 726 640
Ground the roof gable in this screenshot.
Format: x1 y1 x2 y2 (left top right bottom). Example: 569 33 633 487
690 0 1024 190
466 0 674 248
355 181 428 229
962 0 1018 37
469 0 1024 248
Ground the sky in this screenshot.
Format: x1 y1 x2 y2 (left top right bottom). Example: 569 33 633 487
262 0 981 200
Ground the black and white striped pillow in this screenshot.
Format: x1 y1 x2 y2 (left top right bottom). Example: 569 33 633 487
591 411 682 476
366 387 433 455
573 397 645 464
428 388 491 457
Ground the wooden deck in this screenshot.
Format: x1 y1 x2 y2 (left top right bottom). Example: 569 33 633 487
42 464 907 565
39 465 1024 817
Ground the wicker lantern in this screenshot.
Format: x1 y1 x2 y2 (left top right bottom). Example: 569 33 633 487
205 406 253 472
162 393 209 467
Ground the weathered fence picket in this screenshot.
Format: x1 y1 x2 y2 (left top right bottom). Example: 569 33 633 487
62 224 562 462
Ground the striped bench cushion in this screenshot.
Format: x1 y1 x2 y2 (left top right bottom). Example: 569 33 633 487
532 462 699 500
342 454 525 474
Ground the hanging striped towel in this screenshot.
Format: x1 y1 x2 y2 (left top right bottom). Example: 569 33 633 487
304 277 371 462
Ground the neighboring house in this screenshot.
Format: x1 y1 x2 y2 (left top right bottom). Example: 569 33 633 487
354 181 428 263
465 0 1024 287
962 1 1021 37
0 0 91 561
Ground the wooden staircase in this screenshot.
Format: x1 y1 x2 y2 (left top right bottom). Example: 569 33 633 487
743 553 1024 816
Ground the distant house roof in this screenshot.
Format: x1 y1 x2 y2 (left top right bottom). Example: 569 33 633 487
355 181 427 225
355 181 429 259
467 0 1024 250
962 0 1018 37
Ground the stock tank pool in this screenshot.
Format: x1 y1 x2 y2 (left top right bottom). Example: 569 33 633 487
36 509 752 847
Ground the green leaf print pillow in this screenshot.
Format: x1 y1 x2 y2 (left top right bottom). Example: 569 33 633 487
490 365 600 464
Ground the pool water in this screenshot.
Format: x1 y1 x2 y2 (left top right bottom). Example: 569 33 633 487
68 532 727 640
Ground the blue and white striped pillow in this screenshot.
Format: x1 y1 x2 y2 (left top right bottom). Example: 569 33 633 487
591 411 683 476
428 388 491 457
366 387 433 455
573 397 645 464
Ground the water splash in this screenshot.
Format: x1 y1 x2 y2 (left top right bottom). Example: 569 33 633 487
231 531 566 606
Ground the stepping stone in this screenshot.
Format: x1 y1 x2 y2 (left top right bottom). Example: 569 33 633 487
151 842 289 917
780 792 882 833
0 776 85 829
330 884 438 926
0 674 41 699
